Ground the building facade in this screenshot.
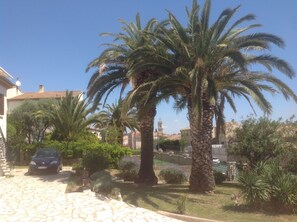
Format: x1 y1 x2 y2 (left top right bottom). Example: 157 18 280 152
0 67 16 138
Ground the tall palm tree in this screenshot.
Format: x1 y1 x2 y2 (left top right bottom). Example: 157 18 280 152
95 98 138 145
49 91 97 141
87 14 164 184
130 0 297 192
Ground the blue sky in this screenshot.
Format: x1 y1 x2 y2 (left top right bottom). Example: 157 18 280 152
1 0 297 134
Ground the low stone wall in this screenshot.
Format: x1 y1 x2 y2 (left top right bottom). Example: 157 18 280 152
154 153 191 165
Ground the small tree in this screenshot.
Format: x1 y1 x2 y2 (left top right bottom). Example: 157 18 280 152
229 117 290 167
95 99 138 145
48 91 97 141
8 100 53 144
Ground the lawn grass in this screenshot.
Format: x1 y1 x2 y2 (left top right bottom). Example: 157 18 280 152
111 158 296 222
113 181 296 222
64 158 296 222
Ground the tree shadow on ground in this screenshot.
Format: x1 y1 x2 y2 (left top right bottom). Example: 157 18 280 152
113 181 208 213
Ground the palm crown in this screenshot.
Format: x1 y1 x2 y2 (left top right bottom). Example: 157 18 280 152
127 0 296 192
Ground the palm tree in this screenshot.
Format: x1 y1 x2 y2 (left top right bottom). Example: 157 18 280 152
130 0 297 192
49 91 97 141
95 98 138 145
86 14 165 184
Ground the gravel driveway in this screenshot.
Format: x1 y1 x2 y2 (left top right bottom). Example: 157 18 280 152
0 167 182 222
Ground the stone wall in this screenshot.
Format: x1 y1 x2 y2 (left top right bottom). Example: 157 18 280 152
154 153 191 165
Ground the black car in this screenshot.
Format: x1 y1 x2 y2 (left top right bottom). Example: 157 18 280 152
28 148 62 174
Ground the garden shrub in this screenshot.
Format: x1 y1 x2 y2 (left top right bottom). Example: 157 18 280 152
238 171 270 206
159 139 180 151
131 149 141 155
102 143 133 168
159 168 187 184
238 162 297 212
279 150 297 174
271 174 297 212
81 143 132 175
213 171 227 184
82 148 109 175
118 157 140 181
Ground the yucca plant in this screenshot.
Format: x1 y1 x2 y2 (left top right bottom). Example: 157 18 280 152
260 161 284 185
238 171 271 206
239 162 297 212
176 195 187 214
270 174 297 212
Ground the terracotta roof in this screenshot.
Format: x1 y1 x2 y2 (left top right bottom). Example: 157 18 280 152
8 90 82 101
180 127 190 131
165 134 181 141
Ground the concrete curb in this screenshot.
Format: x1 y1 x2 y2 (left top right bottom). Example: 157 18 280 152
157 211 222 222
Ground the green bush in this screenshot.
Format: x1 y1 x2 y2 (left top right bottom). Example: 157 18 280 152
271 174 297 212
261 162 297 212
82 148 109 175
159 139 180 151
131 149 141 155
238 162 297 212
159 168 187 184
103 144 133 168
213 171 227 184
118 158 139 181
238 171 270 206
280 150 297 174
81 143 132 175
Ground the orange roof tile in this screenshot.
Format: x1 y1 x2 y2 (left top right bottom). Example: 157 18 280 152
8 91 82 101
165 134 181 141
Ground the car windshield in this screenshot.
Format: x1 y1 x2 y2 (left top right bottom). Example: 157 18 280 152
35 150 57 158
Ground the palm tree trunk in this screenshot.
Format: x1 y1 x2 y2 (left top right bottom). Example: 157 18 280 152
189 97 215 192
117 128 124 145
135 106 158 185
215 94 225 144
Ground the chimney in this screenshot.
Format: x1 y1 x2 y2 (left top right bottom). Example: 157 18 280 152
39 85 44 93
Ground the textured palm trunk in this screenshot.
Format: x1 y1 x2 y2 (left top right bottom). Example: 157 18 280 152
189 97 215 192
215 95 225 144
117 128 124 145
135 106 158 185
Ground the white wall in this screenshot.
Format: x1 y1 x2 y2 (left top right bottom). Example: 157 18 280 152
7 86 22 99
0 84 9 138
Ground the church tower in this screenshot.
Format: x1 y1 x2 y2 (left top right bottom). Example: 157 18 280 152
157 118 163 135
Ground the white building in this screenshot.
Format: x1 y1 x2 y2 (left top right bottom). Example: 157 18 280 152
0 67 16 138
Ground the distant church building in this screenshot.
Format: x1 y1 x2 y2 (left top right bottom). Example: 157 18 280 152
157 118 163 136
